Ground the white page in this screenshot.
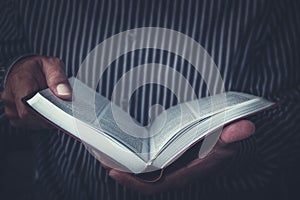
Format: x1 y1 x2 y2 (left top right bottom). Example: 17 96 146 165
40 77 146 154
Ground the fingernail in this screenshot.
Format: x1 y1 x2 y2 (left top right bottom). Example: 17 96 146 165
56 84 71 96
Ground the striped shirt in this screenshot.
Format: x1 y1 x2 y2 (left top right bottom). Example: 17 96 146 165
1 0 300 199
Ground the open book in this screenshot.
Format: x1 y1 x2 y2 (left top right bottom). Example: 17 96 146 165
26 77 274 173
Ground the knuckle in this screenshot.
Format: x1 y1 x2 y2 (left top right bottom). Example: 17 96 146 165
42 59 67 84
42 57 65 71
4 107 15 117
47 69 66 83
45 57 63 66
47 68 61 78
18 108 29 119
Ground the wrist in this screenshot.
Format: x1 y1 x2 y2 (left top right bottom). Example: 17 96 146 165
3 54 37 89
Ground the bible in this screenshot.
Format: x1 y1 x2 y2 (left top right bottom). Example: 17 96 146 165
26 77 274 173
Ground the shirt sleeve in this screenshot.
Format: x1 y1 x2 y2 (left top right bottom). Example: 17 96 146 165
0 0 32 122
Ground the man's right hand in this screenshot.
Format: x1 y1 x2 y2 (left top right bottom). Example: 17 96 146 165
1 56 72 128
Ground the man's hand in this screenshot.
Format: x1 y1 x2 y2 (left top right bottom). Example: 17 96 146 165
1 56 71 128
91 120 255 195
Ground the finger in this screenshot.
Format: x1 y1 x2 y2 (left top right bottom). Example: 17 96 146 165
90 149 112 170
109 165 205 195
11 75 41 120
84 144 112 170
160 146 236 189
86 145 131 171
159 122 255 187
109 170 165 195
4 106 19 119
1 83 14 104
109 122 256 195
219 120 255 144
41 57 72 99
8 110 52 129
10 74 52 129
1 59 44 127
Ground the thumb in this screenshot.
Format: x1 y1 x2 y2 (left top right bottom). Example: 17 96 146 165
41 57 72 99
219 120 255 144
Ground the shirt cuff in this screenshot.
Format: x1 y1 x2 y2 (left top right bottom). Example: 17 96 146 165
0 54 36 122
2 54 37 90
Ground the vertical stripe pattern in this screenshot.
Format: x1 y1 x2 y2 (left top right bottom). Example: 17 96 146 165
1 0 300 199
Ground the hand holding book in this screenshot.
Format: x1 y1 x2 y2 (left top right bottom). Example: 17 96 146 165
25 77 274 174
96 120 255 195
1 55 274 195
1 55 71 128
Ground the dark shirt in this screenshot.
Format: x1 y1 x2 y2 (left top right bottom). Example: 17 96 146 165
0 0 300 199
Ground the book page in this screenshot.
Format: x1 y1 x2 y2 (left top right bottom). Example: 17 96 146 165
39 89 102 124
149 103 196 154
40 77 146 154
40 77 108 125
96 105 147 154
185 92 252 118
149 92 255 155
152 95 273 168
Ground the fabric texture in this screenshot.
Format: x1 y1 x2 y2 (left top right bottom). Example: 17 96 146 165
0 0 300 199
